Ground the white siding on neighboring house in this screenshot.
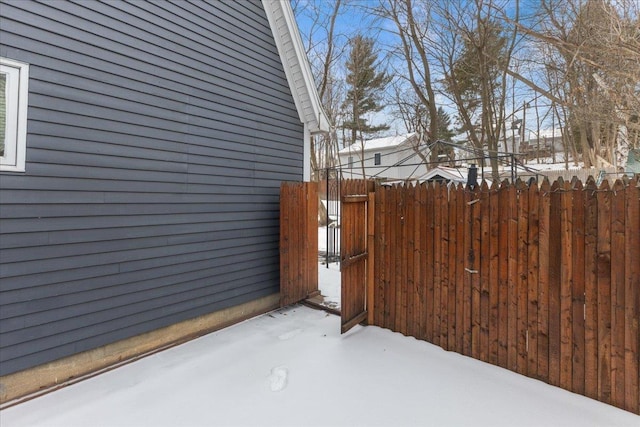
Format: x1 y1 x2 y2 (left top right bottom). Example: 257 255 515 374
338 133 428 180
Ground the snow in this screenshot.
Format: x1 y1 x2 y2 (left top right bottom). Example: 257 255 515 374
318 261 341 310
524 159 585 171
318 226 340 254
2 305 637 427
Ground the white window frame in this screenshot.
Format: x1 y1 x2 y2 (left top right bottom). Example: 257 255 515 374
1 57 29 172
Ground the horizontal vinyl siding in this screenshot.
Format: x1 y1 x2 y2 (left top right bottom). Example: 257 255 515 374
0 0 302 375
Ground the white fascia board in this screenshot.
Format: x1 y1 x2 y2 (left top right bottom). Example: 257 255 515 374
262 0 330 135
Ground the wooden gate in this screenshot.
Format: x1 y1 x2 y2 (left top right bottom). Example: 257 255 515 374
340 180 375 333
280 181 319 306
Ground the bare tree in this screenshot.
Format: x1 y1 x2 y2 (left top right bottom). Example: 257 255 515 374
434 0 520 179
293 0 349 225
390 81 431 166
293 0 348 179
510 0 640 168
377 0 442 166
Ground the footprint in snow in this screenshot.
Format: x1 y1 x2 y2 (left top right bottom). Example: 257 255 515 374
269 366 288 392
278 328 302 340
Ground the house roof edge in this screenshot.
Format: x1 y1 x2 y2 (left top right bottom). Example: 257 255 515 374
262 0 331 135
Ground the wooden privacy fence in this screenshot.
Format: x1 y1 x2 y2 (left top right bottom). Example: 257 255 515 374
365 177 639 414
280 181 318 306
340 180 375 333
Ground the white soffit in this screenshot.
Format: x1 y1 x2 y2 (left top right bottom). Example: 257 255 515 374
262 0 330 135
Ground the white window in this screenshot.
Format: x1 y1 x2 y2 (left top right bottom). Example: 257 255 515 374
1 57 29 172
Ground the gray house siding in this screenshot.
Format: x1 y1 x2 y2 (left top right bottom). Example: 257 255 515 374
0 0 303 375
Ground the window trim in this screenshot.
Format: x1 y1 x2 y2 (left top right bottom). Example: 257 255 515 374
374 153 381 165
348 156 354 169
1 57 29 173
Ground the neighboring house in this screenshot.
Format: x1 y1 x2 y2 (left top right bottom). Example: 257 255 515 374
0 0 328 401
518 129 564 159
418 166 467 184
338 133 428 180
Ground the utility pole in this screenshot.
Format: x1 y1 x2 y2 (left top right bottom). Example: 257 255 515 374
521 101 528 152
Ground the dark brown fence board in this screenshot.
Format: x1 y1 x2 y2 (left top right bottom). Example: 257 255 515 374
367 192 376 325
383 188 397 328
433 183 443 346
302 184 309 296
280 183 291 304
479 183 491 362
376 186 387 327
307 183 319 298
419 184 429 341
537 179 551 382
624 177 639 413
498 182 510 368
571 180 586 395
425 183 435 342
516 180 529 376
399 187 408 336
489 181 501 365
396 185 405 334
457 184 468 355
584 178 599 399
379 186 388 329
415 185 425 341
610 180 626 409
548 180 562 386
463 185 474 356
596 180 612 404
448 185 458 351
527 182 540 377
407 185 416 337
440 183 450 348
291 184 300 303
507 183 518 372
388 186 398 331
559 180 573 391
390 184 399 332
470 185 482 360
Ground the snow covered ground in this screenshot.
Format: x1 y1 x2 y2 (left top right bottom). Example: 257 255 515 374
317 225 342 311
2 306 637 427
318 226 340 254
317 261 341 310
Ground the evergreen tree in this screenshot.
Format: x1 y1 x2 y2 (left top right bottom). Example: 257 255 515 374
434 107 454 141
343 34 391 147
431 107 457 165
445 16 511 178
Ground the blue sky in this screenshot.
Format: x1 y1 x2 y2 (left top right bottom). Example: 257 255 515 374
293 0 556 139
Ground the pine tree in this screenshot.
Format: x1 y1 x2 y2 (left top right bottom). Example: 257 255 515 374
434 107 454 141
343 34 391 148
445 17 511 178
